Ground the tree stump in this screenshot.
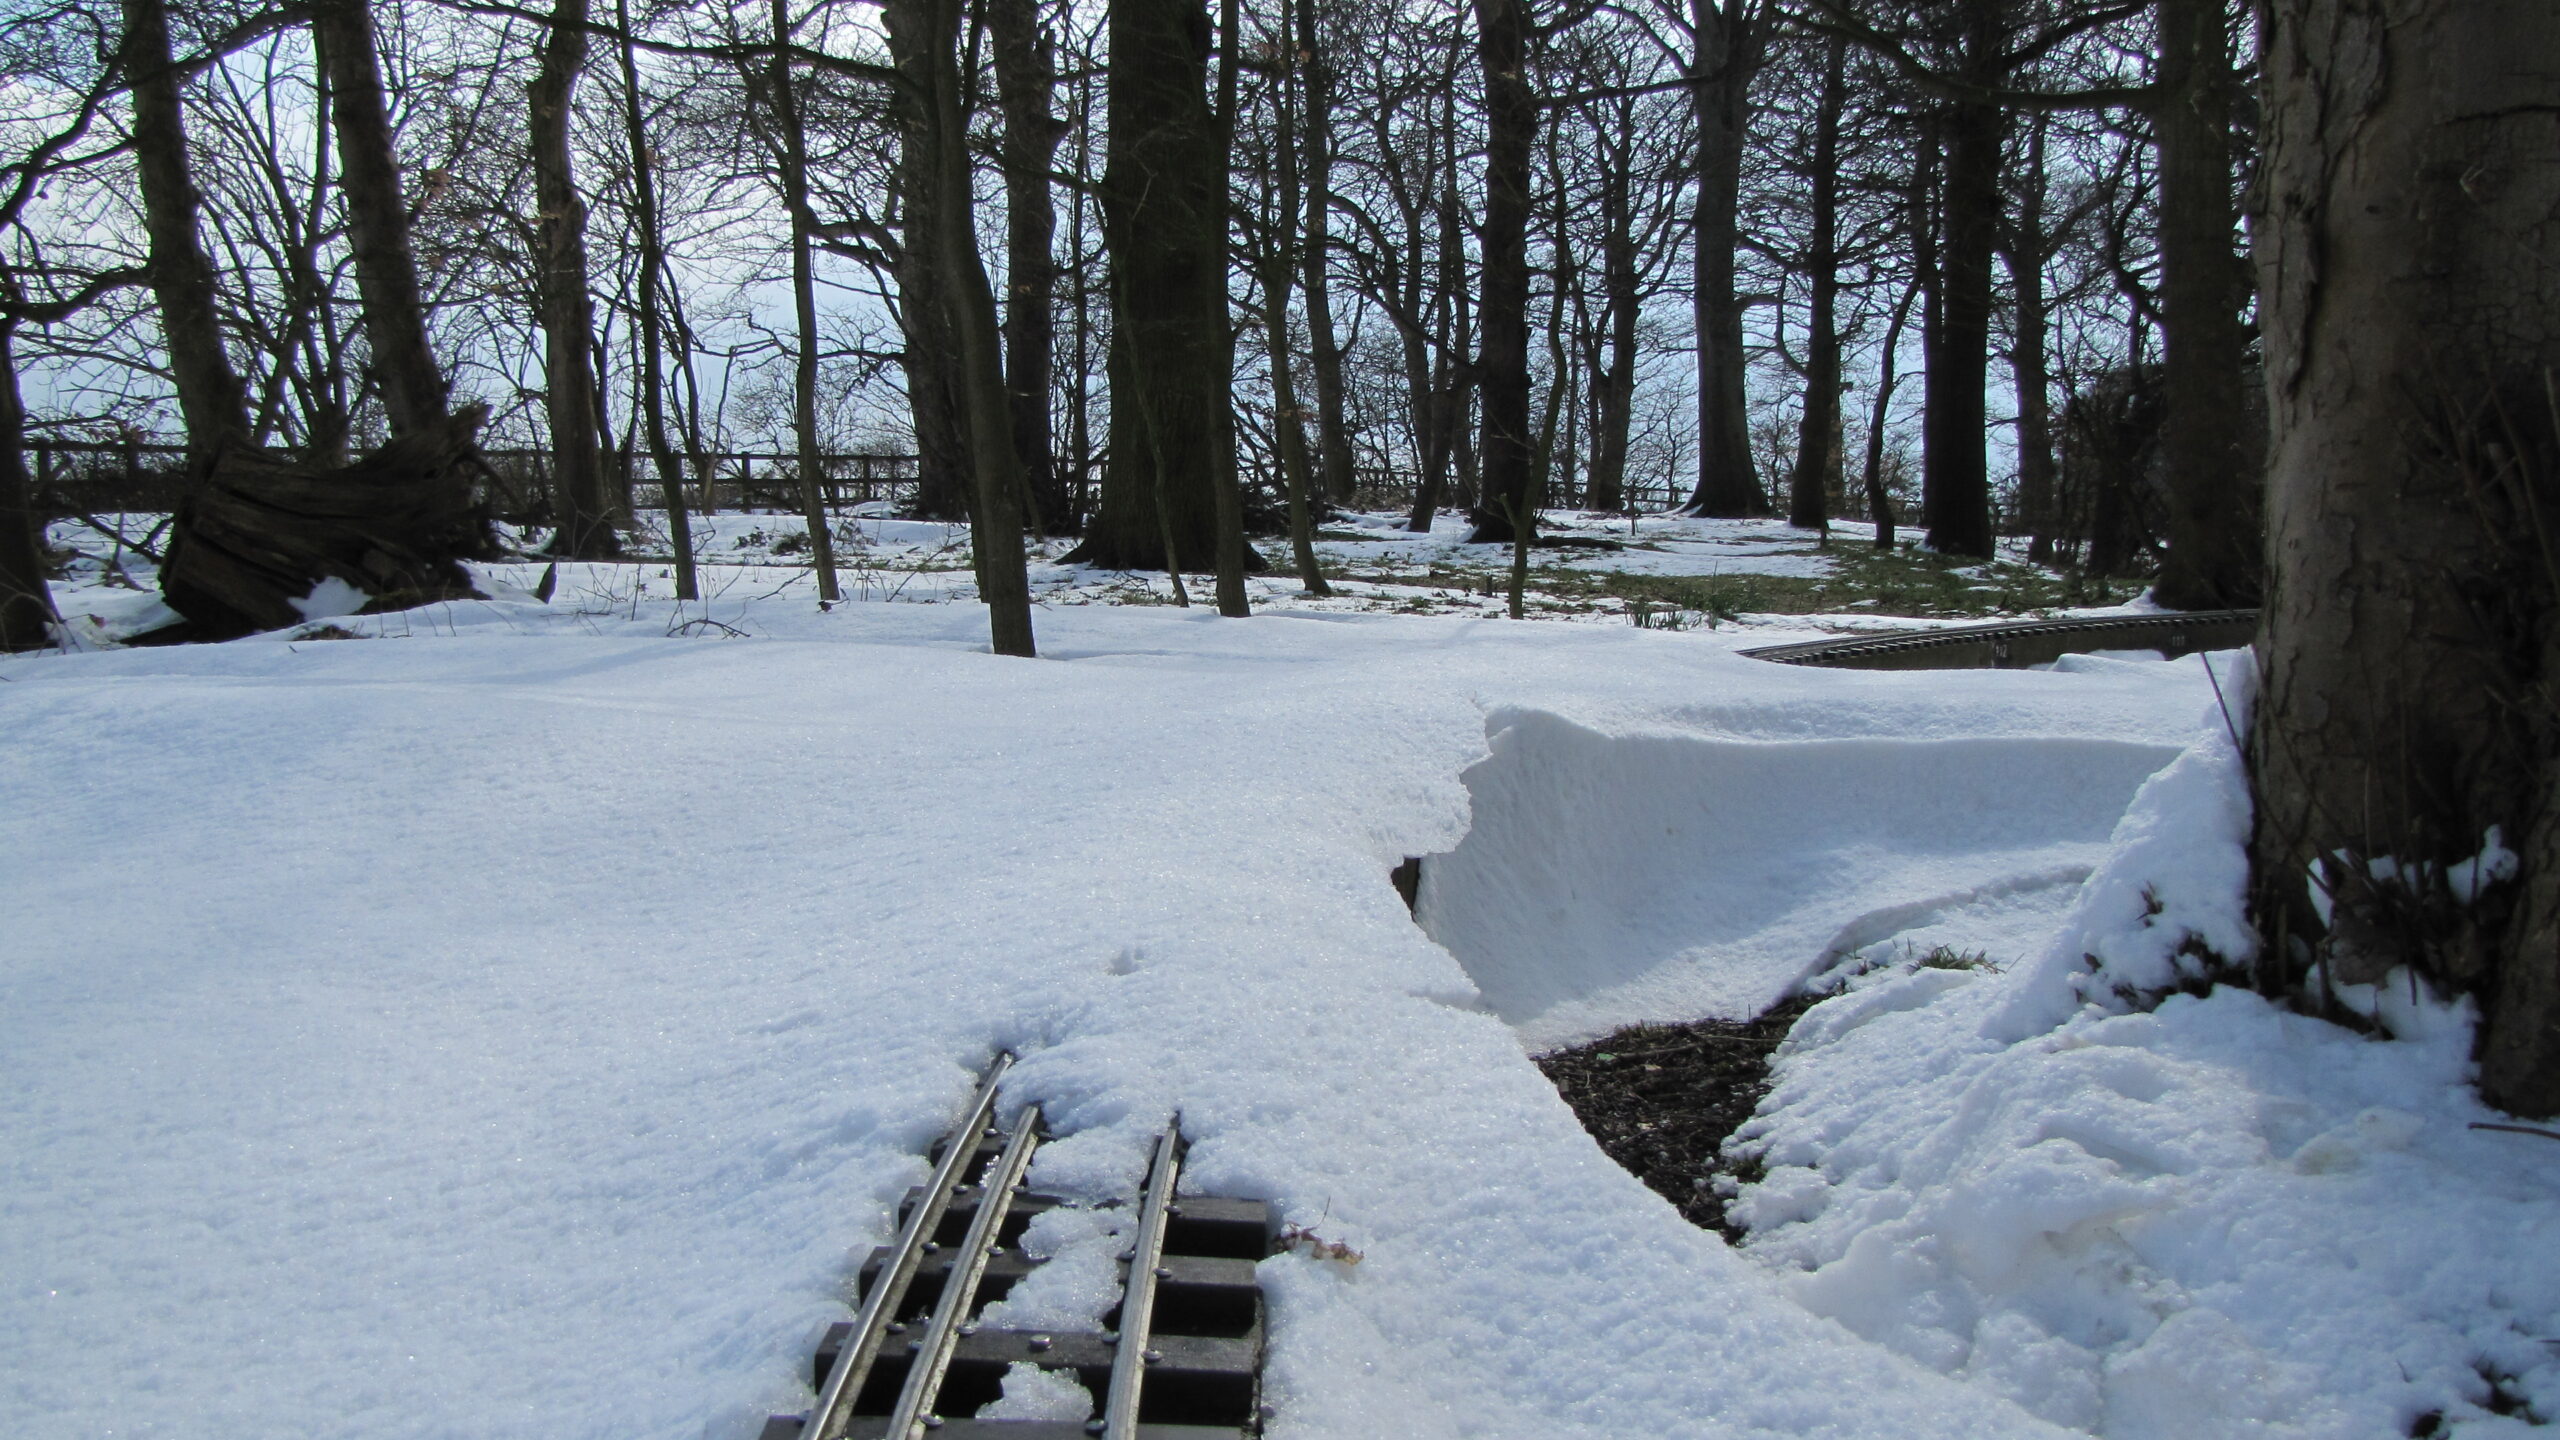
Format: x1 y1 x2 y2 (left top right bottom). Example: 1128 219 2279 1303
159 405 499 636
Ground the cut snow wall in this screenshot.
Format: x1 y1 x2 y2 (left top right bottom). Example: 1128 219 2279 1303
1414 708 2181 1047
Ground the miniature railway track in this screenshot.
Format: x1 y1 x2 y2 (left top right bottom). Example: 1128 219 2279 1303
762 1057 1272 1440
1737 608 2257 670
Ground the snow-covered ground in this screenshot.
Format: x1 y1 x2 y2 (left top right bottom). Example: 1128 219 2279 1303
4 524 2551 1440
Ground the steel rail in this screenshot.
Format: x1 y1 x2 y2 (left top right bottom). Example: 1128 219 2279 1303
882 1101 1046 1439
802 1054 1014 1440
1098 1122 1184 1440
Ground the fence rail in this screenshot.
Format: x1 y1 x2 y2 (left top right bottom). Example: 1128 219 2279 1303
21 438 1697 524
21 441 925 522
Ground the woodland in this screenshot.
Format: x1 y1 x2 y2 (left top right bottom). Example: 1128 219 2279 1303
0 3 2554 1139
2 4 2559 1435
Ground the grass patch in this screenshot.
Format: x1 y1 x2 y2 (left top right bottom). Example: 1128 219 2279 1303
1594 544 2125 622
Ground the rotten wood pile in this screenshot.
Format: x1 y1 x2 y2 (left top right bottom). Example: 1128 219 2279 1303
159 405 499 636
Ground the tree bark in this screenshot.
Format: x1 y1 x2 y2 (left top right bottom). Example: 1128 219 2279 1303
2149 0 2258 608
1788 33 1846 535
312 0 448 437
0 322 57 651
1588 136 1637 514
1861 274 1916 550
1066 0 1240 575
2249 0 2560 1114
1296 0 1356 506
1681 0 1761 517
1467 0 1537 544
616 0 696 599
1207 0 1251 616
1921 8 2002 559
124 0 249 463
989 0 1065 533
764 0 841 601
1256 9 1330 595
2005 110 2058 564
531 0 617 558
886 0 1039 653
893 126 972 523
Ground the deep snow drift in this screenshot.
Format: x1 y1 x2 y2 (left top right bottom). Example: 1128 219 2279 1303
3 569 2549 1440
1729 677 2560 1438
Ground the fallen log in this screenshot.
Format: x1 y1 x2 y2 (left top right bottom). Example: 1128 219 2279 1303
159 405 500 636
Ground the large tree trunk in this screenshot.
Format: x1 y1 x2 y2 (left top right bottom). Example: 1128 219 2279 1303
312 0 447 437
124 0 248 462
1466 0 1537 545
616 0 696 599
766 0 841 601
1788 33 1847 535
1922 10 2002 559
1066 0 1238 574
2149 0 2258 608
2249 0 2560 1115
531 0 617 559
893 135 972 523
989 0 1064 534
0 323 57 651
1682 0 1760 518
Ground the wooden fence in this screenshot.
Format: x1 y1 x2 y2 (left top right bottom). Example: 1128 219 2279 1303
23 441 923 523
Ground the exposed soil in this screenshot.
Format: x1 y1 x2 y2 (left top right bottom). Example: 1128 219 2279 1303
1535 996 1820 1243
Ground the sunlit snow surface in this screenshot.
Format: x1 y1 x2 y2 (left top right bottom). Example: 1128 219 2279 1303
3 547 2550 1440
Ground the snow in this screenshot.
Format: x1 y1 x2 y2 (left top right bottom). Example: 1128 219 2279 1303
1729 680 2560 1439
4 530 2551 1440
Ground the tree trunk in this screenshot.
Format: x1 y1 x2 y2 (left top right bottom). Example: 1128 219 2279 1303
2149 0 2258 608
886 0 1038 653
1467 0 1537 545
1406 102 1467 534
2249 0 2560 1114
0 323 57 651
1257 8 1329 595
1296 0 1356 506
1682 0 1760 517
2006 111 2058 564
894 133 973 523
1788 33 1847 535
312 0 448 437
766 0 841 601
1588 159 1636 514
532 0 617 559
989 0 1065 533
1066 0 1241 575
1922 13 2002 558
1862 275 1916 551
1207 0 1251 617
124 0 249 462
616 0 696 599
